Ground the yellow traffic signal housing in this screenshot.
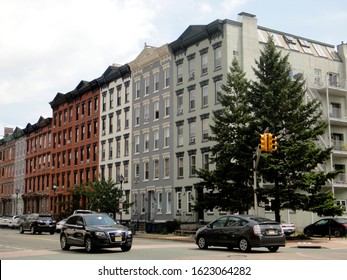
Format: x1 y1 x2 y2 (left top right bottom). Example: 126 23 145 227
268 133 278 152
259 133 268 152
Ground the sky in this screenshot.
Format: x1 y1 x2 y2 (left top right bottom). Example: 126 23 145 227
1 0 346 136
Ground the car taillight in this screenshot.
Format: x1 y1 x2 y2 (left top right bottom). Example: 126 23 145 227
253 225 262 236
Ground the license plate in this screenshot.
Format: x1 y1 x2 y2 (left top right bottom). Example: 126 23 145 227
267 229 276 235
113 236 122 242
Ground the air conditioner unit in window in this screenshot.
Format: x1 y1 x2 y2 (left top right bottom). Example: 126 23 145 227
177 107 183 115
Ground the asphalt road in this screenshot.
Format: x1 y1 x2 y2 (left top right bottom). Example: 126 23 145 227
1 228 347 260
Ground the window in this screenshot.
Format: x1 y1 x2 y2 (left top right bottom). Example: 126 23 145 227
328 73 339 87
177 125 183 146
124 110 129 129
154 101 160 120
108 115 113 133
177 93 183 115
202 152 209 170
135 81 140 99
214 45 221 69
108 141 113 159
189 120 195 144
109 89 114 109
190 154 196 176
166 192 172 214
313 68 322 86
189 88 195 110
202 117 209 140
313 43 328 58
330 103 341 118
188 56 195 80
134 162 140 179
164 157 170 178
154 159 159 179
215 78 222 103
135 107 140 126
157 192 162 213
202 85 208 107
178 156 184 177
164 97 170 117
145 77 150 95
116 137 121 158
164 127 170 147
134 135 140 154
201 52 208 75
177 192 182 212
284 35 298 51
102 94 106 112
177 63 183 84
164 68 170 88
143 132 149 152
337 200 347 213
153 130 159 150
299 39 313 54
154 72 159 92
144 103 150 122
144 161 149 180
187 191 192 213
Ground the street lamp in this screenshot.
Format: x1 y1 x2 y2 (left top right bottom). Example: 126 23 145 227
52 184 57 218
119 175 124 223
15 188 20 215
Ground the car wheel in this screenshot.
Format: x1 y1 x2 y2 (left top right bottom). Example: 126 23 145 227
50 231 55 235
197 236 208 249
305 229 312 237
19 226 24 234
60 235 70 251
238 238 251 252
121 245 132 252
30 226 36 234
85 237 96 253
333 229 342 237
267 246 279 252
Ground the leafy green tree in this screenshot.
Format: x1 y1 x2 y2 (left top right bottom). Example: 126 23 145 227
84 178 124 216
196 37 341 222
251 36 339 222
195 57 255 214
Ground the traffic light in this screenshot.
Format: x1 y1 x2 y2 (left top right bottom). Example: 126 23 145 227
267 133 278 152
259 133 268 152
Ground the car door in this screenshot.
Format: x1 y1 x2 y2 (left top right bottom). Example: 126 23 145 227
222 216 247 247
313 219 329 236
204 216 229 246
64 216 80 245
73 216 87 246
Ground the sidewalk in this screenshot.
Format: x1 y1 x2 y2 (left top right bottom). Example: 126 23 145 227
134 232 347 249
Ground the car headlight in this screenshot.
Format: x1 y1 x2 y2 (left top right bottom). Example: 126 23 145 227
94 231 106 237
127 230 132 236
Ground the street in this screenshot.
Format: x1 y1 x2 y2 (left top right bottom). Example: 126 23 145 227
0 228 347 260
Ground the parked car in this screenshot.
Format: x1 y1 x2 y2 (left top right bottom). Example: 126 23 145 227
56 219 67 233
8 215 22 229
280 221 296 236
195 215 285 252
304 218 347 237
60 213 133 253
18 214 56 234
73 209 95 214
0 216 12 227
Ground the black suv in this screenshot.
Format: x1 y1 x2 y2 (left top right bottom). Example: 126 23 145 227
19 214 56 235
60 213 133 253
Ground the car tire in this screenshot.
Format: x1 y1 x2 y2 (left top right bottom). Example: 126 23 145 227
60 235 70 251
197 236 208 249
30 226 36 234
121 245 132 252
19 225 24 234
305 229 312 237
333 229 342 237
85 237 96 253
238 238 251 252
267 246 279 252
50 231 55 235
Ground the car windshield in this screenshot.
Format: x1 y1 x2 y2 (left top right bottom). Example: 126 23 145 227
84 215 116 226
38 216 52 221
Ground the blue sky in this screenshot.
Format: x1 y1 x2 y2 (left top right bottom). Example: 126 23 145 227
1 0 346 136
